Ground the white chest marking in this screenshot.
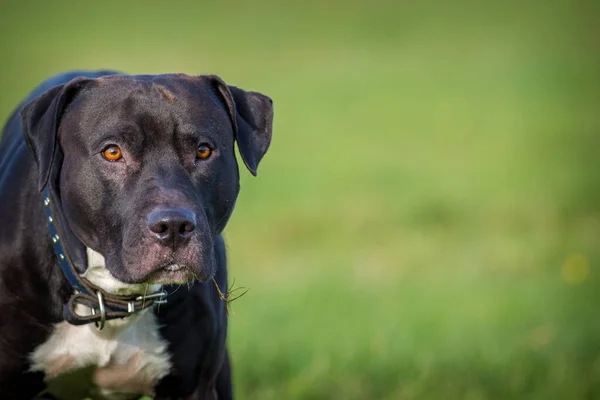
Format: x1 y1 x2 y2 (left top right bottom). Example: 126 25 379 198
29 248 172 399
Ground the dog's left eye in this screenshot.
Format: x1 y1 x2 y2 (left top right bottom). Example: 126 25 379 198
196 144 213 160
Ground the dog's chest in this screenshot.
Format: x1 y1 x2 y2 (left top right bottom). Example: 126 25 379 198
29 309 171 400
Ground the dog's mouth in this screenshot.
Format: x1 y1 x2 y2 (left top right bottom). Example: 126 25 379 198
144 262 197 284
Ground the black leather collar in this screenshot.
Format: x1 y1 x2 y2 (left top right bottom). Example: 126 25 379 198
43 187 166 330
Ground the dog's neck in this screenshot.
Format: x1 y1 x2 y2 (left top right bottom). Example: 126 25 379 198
83 248 162 296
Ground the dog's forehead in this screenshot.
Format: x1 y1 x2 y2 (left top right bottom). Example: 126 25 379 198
87 74 218 109
63 74 231 139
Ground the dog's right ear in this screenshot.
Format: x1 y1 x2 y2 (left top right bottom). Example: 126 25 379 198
21 77 91 191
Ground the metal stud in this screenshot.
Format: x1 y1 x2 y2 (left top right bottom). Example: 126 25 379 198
59 254 65 261
48 216 53 223
52 234 60 243
44 198 50 206
136 290 168 301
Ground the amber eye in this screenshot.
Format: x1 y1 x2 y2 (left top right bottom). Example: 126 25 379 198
196 144 213 160
102 145 122 161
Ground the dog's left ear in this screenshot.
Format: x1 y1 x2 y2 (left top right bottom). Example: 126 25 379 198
21 77 92 191
207 76 274 176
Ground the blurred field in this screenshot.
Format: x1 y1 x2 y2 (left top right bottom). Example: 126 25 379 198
1 0 600 398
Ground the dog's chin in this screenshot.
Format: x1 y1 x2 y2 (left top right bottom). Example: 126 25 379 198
144 265 197 284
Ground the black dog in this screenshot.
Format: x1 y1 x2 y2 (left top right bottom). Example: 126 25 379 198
0 71 273 399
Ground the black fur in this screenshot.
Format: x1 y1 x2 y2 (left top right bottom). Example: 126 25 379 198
0 71 273 399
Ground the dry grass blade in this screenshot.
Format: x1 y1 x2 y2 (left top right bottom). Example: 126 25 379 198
212 277 249 316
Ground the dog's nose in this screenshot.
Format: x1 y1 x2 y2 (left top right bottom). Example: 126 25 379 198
147 209 196 248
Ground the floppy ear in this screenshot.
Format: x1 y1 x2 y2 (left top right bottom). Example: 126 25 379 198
21 77 92 191
208 76 273 176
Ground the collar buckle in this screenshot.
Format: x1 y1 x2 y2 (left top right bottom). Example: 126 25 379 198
90 291 106 330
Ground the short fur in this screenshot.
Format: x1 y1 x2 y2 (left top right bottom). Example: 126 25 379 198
0 71 273 399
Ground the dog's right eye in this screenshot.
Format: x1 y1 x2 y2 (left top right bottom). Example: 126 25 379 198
102 145 123 161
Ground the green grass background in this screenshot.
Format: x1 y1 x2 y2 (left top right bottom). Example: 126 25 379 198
1 1 600 398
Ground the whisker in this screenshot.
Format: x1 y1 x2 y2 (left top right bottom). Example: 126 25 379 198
142 284 149 309
156 284 163 313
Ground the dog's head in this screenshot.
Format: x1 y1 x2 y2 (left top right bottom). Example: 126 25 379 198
21 74 273 284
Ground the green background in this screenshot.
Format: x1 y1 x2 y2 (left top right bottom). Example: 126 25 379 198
1 1 599 398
